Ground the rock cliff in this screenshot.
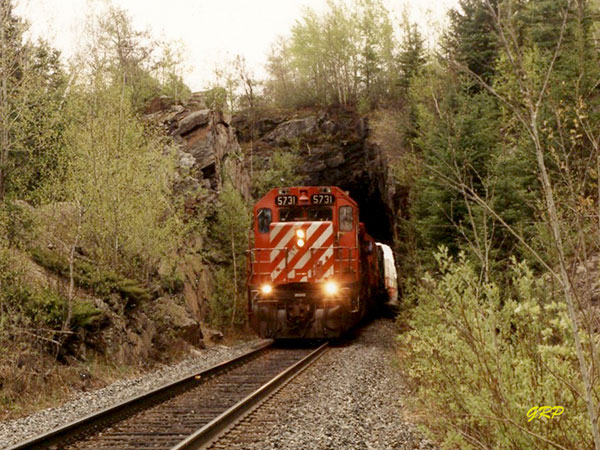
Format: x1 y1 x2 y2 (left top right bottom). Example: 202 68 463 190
148 94 250 323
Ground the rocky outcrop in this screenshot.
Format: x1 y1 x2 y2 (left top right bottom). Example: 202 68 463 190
150 297 204 348
79 296 157 365
148 93 251 324
148 93 249 199
264 116 319 144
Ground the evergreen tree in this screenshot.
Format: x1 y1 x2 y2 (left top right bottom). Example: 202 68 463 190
397 22 426 91
447 0 499 85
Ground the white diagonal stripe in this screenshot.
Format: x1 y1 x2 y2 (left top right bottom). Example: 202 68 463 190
294 224 333 271
270 225 296 261
269 222 285 242
324 265 334 277
271 256 287 281
306 222 320 239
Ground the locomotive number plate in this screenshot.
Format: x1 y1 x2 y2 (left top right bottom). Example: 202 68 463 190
276 195 297 206
311 194 334 205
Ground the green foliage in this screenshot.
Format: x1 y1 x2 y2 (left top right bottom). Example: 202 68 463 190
205 86 228 111
0 3 69 202
0 200 37 249
0 246 102 333
207 183 251 328
265 0 404 108
446 0 499 85
31 248 151 308
61 75 183 277
5 40 69 202
209 266 244 328
251 147 303 199
402 250 594 449
13 287 101 330
412 74 535 266
160 273 185 294
88 6 191 111
397 21 426 92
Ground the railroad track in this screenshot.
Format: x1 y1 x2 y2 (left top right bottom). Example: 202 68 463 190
9 341 328 450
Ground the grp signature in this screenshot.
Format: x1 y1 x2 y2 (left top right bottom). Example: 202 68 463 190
527 406 564 422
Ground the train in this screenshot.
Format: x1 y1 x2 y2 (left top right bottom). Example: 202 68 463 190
247 186 398 339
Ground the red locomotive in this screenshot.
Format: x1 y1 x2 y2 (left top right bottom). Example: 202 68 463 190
247 186 395 338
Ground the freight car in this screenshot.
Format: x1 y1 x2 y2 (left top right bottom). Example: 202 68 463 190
247 186 396 338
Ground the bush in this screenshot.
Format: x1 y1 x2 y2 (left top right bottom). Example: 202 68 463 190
401 248 595 449
18 287 101 330
251 148 303 199
0 200 37 249
208 266 245 329
0 247 102 336
31 248 151 308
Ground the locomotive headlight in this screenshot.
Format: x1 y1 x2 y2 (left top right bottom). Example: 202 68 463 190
324 281 338 296
296 229 305 239
297 238 305 247
261 284 273 295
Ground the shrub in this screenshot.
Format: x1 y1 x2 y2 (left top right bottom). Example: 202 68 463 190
401 248 595 449
0 200 37 249
251 148 303 199
208 267 235 329
31 248 152 308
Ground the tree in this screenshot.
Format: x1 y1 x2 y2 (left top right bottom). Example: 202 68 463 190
234 55 261 179
355 0 397 105
62 80 181 277
265 0 400 108
251 147 303 199
210 183 250 327
446 0 499 85
397 21 426 91
0 1 40 201
79 5 190 112
439 0 600 445
10 40 69 203
59 6 186 278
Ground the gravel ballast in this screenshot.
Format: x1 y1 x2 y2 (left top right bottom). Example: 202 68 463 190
1 320 434 449
0 338 265 449
213 319 435 449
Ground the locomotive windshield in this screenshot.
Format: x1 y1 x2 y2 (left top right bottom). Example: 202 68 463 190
279 206 333 222
257 208 272 233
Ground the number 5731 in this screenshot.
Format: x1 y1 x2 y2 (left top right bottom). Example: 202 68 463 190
527 406 564 422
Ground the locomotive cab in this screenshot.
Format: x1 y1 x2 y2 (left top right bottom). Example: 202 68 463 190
247 186 380 339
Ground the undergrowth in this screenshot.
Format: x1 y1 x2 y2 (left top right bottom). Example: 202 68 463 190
31 247 152 308
400 248 597 449
0 246 105 417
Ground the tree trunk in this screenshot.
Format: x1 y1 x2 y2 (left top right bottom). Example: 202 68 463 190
531 113 600 449
231 226 238 327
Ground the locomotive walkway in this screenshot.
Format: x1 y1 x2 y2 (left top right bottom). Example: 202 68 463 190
8 342 328 450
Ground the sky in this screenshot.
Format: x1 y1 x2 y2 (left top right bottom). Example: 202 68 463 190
14 0 460 91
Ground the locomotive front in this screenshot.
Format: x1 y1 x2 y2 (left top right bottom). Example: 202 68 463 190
247 186 364 338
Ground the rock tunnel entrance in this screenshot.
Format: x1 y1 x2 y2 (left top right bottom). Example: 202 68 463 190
343 180 394 245
234 108 399 249
302 171 395 246
300 145 395 246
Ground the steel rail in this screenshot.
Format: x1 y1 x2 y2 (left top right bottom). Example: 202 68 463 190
8 340 274 450
172 341 329 450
